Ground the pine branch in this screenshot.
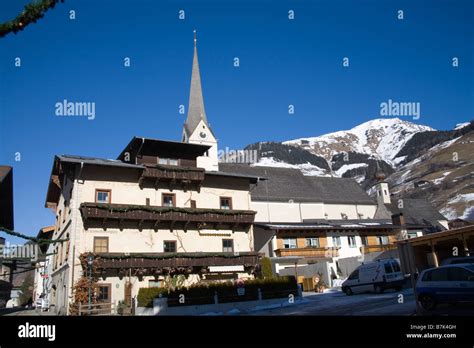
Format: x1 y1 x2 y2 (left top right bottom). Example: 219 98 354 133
0 0 65 38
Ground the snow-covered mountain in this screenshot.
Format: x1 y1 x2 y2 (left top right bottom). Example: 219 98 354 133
241 118 473 220
283 118 434 166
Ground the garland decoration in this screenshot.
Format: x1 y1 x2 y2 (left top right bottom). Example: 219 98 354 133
0 0 65 38
0 227 68 245
81 202 256 216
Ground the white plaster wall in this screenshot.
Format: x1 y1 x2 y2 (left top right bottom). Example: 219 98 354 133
326 232 363 259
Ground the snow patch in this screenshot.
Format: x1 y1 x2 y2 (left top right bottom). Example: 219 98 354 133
454 122 470 130
334 163 368 177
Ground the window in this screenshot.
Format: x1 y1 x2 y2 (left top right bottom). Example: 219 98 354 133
423 268 449 282
305 237 319 248
164 241 177 253
392 261 401 272
222 239 234 252
96 189 111 203
377 236 389 245
158 158 179 166
348 236 357 248
448 267 472 281
407 232 418 239
384 263 393 273
361 236 369 246
283 238 297 249
348 270 359 280
146 198 150 206
97 284 111 302
148 280 161 288
220 197 232 210
190 200 196 208
162 193 175 207
94 237 109 253
332 236 341 247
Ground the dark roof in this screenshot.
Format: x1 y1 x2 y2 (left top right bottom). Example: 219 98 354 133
117 137 210 162
219 164 375 204
205 170 265 183
57 155 143 169
376 198 447 231
256 220 396 231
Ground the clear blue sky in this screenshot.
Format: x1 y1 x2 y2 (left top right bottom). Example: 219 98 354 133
0 0 473 242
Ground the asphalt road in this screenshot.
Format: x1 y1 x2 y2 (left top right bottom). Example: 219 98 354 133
247 288 417 316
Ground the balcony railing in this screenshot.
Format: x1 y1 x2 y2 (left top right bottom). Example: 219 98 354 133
79 203 256 229
139 165 205 189
89 252 262 279
360 244 397 254
274 247 339 258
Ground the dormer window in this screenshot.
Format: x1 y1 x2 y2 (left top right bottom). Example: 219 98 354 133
158 158 179 166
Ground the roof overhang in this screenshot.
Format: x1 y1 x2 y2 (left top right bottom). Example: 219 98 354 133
117 137 211 162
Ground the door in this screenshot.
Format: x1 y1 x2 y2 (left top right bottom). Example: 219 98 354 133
124 282 132 307
447 267 474 302
97 283 112 314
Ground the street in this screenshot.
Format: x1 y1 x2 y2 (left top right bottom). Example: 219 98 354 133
246 288 417 316
245 288 474 316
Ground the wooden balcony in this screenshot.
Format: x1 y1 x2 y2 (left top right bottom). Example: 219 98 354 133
79 203 256 230
89 252 262 279
138 165 205 190
274 247 339 258
360 244 397 254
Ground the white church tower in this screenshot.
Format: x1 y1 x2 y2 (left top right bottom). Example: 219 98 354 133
182 31 219 171
374 160 391 205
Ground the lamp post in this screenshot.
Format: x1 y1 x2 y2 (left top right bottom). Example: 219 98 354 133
87 254 94 312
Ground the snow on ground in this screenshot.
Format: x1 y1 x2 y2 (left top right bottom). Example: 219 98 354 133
440 207 458 220
432 171 452 185
454 122 470 130
283 118 434 163
253 157 330 176
447 193 474 204
334 163 368 177
461 206 474 220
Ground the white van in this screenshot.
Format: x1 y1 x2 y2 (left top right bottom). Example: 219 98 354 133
341 259 405 295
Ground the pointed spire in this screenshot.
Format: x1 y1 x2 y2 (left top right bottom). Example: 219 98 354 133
183 30 209 138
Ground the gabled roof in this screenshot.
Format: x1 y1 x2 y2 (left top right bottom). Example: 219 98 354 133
219 164 375 204
376 198 447 231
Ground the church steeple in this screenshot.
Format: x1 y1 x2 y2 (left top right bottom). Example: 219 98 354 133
182 31 219 171
183 30 210 139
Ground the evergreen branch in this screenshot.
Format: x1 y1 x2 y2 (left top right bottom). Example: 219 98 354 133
0 0 65 38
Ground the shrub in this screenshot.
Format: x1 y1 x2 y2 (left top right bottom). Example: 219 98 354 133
137 287 168 308
137 275 298 307
260 257 273 279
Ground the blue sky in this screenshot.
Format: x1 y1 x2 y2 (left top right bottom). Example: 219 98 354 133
0 0 473 242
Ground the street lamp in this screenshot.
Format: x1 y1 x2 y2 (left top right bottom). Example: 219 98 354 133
87 254 94 312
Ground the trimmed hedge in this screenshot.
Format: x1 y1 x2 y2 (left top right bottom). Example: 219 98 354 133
137 287 168 308
137 276 298 308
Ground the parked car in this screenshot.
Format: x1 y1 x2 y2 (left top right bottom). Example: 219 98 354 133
416 264 474 311
341 259 405 295
441 256 474 266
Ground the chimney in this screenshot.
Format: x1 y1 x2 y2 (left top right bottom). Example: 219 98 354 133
392 213 405 227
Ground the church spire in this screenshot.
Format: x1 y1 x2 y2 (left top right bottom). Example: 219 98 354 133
183 30 209 139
